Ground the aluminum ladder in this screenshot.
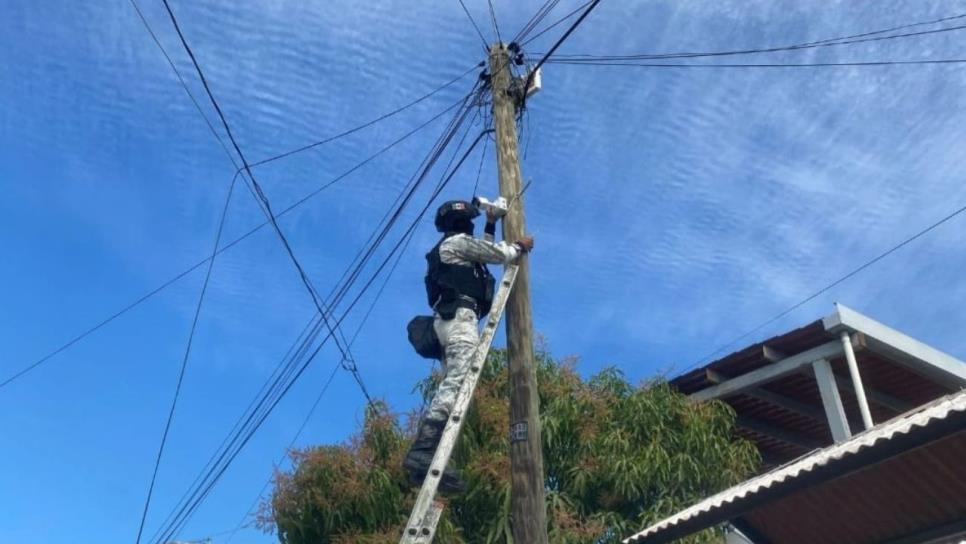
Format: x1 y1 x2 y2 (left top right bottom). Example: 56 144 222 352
399 264 518 543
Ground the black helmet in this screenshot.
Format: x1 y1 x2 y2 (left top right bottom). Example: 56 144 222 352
435 200 480 233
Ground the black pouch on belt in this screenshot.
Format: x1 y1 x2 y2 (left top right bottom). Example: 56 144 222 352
407 315 442 360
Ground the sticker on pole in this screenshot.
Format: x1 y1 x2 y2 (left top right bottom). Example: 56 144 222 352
509 421 528 443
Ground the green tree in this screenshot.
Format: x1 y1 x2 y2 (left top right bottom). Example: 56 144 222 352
259 347 759 543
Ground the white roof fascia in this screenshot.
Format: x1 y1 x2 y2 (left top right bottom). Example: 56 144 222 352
823 303 966 386
623 391 966 543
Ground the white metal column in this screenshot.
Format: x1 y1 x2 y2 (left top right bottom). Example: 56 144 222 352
812 358 852 443
840 331 874 430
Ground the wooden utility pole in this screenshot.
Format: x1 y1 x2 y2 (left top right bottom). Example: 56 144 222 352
488 43 549 544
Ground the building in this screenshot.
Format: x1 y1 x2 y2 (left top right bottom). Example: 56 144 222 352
623 304 966 544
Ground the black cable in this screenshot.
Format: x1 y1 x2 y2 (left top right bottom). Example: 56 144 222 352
791 12 966 48
0 266 201 389
324 89 482 317
487 0 503 44
513 0 562 44
127 0 238 171
547 58 966 68
523 0 602 105
0 96 465 391
521 0 592 46
150 310 328 544
324 107 468 312
531 0 602 71
472 129 488 196
147 96 483 544
329 131 492 333
223 225 419 543
456 0 489 49
684 200 966 373
125 0 475 416
250 63 482 167
144 311 321 544
134 171 239 544
131 0 479 171
158 0 371 410
545 19 966 62
151 128 489 544
349 226 420 347
222 358 342 544
100 9 472 534
321 90 478 313
512 0 549 43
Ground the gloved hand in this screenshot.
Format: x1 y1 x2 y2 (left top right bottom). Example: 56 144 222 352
516 235 535 252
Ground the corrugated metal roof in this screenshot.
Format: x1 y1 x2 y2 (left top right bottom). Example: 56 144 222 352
743 431 966 543
623 389 966 544
670 307 962 469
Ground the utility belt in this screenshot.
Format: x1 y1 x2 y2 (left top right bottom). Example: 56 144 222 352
433 295 480 320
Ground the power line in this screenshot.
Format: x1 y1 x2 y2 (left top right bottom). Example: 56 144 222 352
512 0 562 44
328 130 492 332
521 0 592 46
152 129 488 544
147 96 484 544
92 6 477 537
792 12 966 48
487 2 506 43
156 0 370 411
320 92 479 310
223 224 423 543
547 58 966 68
127 0 239 170
472 127 489 196
322 90 482 319
684 200 966 373
148 312 327 544
155 114 485 543
133 0 478 407
150 311 330 544
456 0 489 48
0 95 466 391
131 0 480 170
134 172 239 544
222 357 342 544
324 97 480 314
144 2 480 535
528 0 602 77
146 311 322 544
143 89 480 544
487 0 503 44
544 18 966 62
523 0 602 107
249 63 482 168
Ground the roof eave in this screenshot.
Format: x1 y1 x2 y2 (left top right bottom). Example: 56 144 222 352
824 303 966 386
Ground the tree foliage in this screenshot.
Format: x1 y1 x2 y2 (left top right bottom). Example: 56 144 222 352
259 347 759 543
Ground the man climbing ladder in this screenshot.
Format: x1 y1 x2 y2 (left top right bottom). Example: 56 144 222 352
403 198 535 492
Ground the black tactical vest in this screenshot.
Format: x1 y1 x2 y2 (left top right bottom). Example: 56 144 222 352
425 233 496 320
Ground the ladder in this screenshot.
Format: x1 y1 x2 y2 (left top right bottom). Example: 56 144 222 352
400 264 519 543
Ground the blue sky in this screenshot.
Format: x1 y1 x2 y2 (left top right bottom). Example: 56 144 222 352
3 1 966 542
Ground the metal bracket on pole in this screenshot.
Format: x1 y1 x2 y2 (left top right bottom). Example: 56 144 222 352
400 265 519 544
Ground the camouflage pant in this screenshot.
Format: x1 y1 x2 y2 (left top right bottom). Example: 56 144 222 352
426 307 480 422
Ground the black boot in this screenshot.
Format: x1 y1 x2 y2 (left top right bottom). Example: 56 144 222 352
403 418 466 494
